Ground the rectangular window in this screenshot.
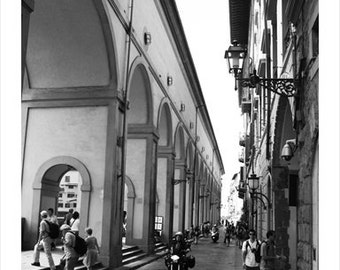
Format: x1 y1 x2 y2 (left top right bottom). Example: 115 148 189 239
289 174 298 206
58 203 63 208
65 203 70 208
58 193 62 198
312 16 319 57
68 185 74 189
73 203 77 208
67 193 75 198
65 175 70 182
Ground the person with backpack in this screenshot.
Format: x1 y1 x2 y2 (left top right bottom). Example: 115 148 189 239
31 210 56 270
60 224 80 270
64 209 74 226
242 229 260 270
260 230 286 270
70 211 80 236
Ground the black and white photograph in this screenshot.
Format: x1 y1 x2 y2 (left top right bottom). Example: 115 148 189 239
0 0 339 269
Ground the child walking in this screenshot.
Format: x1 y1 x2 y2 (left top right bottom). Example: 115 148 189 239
83 227 100 270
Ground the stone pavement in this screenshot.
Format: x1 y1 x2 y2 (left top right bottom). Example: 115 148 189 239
137 236 244 270
22 246 65 270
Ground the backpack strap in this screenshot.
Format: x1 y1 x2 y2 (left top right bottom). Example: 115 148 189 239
43 220 51 233
245 240 250 253
65 231 76 247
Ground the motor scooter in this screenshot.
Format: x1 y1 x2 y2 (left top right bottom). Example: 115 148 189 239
211 230 219 243
164 239 195 270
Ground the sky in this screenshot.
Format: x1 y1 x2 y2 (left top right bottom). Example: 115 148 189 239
175 0 244 215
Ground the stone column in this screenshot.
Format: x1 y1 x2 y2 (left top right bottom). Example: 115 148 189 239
157 147 175 244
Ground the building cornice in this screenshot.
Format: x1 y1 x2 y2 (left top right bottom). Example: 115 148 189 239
159 0 224 174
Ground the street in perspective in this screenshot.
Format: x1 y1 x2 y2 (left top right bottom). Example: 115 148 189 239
137 227 243 270
16 0 327 269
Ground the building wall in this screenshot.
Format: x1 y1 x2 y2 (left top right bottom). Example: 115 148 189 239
231 0 318 269
22 0 224 267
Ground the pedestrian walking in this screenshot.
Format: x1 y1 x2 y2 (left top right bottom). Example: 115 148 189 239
194 225 200 244
48 208 59 224
260 230 286 270
70 211 80 235
64 209 74 226
59 224 80 270
31 210 56 270
47 208 59 250
83 227 100 270
223 223 231 246
242 229 260 270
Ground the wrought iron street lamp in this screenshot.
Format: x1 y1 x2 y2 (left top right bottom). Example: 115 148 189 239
247 173 271 209
247 174 259 192
224 40 299 97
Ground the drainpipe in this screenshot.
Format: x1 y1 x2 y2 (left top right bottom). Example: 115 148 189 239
192 104 205 226
264 0 271 160
120 0 134 240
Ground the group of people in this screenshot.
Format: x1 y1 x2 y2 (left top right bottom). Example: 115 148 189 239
31 208 100 270
242 229 286 270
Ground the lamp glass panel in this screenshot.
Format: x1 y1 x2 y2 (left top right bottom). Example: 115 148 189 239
248 177 259 190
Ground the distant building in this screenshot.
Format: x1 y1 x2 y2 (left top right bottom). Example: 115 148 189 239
58 171 81 215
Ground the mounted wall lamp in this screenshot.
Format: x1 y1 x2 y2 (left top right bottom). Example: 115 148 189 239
281 139 298 161
172 169 193 185
180 103 185 112
167 75 173 86
144 32 152 45
247 173 271 209
199 189 210 198
210 199 220 206
247 174 260 191
224 40 299 97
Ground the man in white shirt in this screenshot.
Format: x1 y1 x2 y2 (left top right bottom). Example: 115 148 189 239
31 210 56 270
242 229 260 270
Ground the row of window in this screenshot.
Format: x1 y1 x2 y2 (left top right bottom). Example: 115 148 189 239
58 193 77 198
60 184 77 189
58 202 77 208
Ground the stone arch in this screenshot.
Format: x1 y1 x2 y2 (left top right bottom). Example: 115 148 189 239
124 175 136 244
31 156 91 240
157 100 173 147
127 60 153 125
25 0 117 90
174 124 186 160
272 97 297 166
125 58 157 251
186 141 194 170
172 124 186 232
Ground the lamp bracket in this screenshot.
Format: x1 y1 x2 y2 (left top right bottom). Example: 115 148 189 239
236 74 298 97
172 179 188 185
250 191 272 209
237 72 298 97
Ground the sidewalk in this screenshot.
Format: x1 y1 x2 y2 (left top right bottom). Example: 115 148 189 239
22 246 65 270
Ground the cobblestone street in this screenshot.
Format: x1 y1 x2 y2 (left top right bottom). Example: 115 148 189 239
138 233 243 270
